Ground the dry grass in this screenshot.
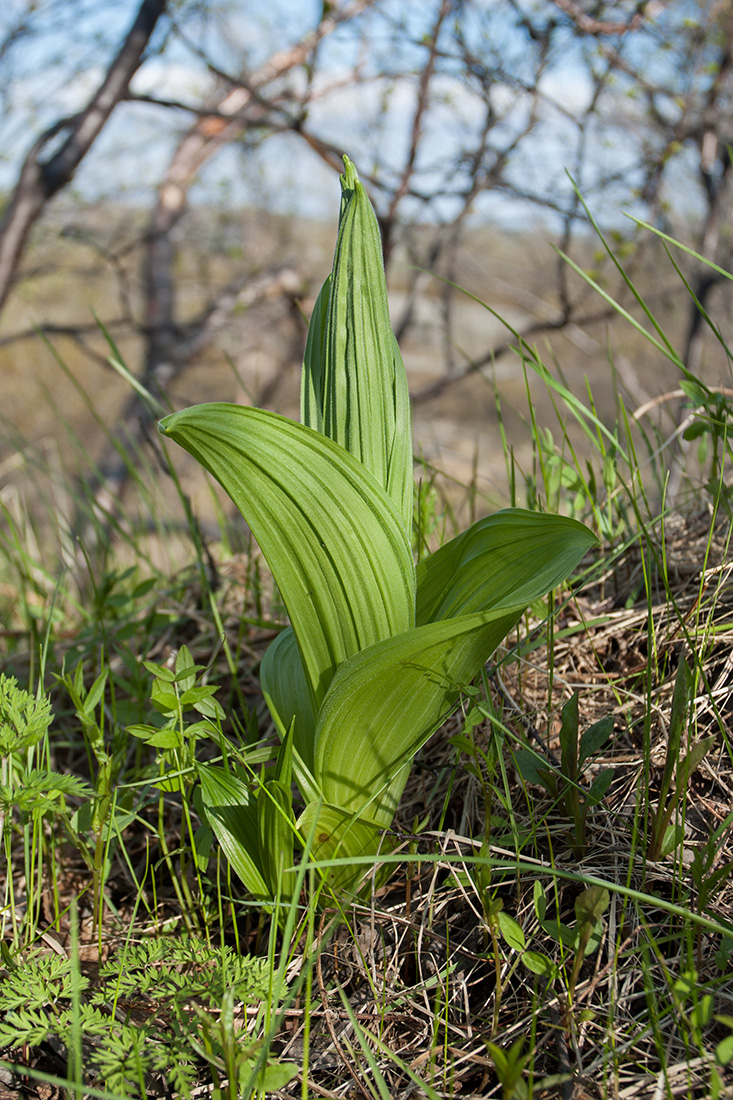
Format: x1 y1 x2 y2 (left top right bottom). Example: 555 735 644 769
2 502 731 1099
1 210 733 1100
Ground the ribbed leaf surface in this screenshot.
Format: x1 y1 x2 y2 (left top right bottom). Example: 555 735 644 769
314 607 521 827
301 158 413 535
197 765 269 898
260 626 317 774
160 403 415 708
416 509 596 625
300 274 331 434
297 801 388 897
317 511 594 826
258 780 296 899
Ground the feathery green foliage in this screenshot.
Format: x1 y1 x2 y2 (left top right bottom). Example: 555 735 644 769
0 936 296 1098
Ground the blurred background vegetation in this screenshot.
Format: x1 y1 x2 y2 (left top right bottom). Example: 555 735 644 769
1 0 732 584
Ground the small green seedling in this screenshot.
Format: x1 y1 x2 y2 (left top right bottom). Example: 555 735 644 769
126 644 235 915
514 693 614 856
159 157 595 903
647 655 714 861
128 644 225 798
681 381 733 512
56 661 140 936
530 881 609 1011
485 1035 531 1100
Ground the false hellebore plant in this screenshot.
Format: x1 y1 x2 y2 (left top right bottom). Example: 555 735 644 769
159 158 595 904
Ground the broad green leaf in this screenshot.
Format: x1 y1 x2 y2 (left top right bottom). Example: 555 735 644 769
142 726 182 750
84 669 109 715
542 918 578 949
258 731 297 898
142 660 175 681
260 627 317 774
300 274 331 433
192 823 213 873
579 714 614 766
522 950 557 980
197 764 269 899
152 773 182 792
302 157 413 536
513 748 557 795
314 607 522 827
660 822 684 859
717 1034 733 1066
151 678 179 715
587 767 614 806
175 645 196 691
497 910 526 951
257 1062 299 1092
273 722 294 787
258 779 297 899
160 404 414 709
179 685 219 707
416 509 596 625
575 885 609 925
297 801 390 897
678 737 714 788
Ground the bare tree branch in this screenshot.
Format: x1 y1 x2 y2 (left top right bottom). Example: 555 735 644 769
141 0 377 404
549 0 662 36
380 0 451 263
0 0 167 316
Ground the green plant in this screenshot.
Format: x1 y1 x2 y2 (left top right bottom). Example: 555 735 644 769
530 881 610 1016
158 157 596 903
0 673 95 944
647 655 714 862
54 659 138 941
126 644 230 918
514 693 614 856
485 1035 531 1100
0 933 297 1098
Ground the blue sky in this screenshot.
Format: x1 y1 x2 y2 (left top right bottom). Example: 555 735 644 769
0 0 701 228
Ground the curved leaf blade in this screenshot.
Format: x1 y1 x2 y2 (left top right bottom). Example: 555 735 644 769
314 607 521 827
297 801 389 898
300 274 331 434
260 626 317 775
197 764 269 899
258 779 297 900
160 403 415 707
416 509 596 625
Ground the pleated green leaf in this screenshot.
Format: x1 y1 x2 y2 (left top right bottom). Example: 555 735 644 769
314 607 522 827
301 157 413 536
300 274 331 434
260 626 317 775
197 764 269 899
258 779 297 899
160 403 414 709
416 509 596 626
297 801 390 898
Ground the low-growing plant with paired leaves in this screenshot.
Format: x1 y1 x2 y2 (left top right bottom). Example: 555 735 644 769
514 692 615 857
159 157 596 903
646 655 713 862
0 673 85 943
